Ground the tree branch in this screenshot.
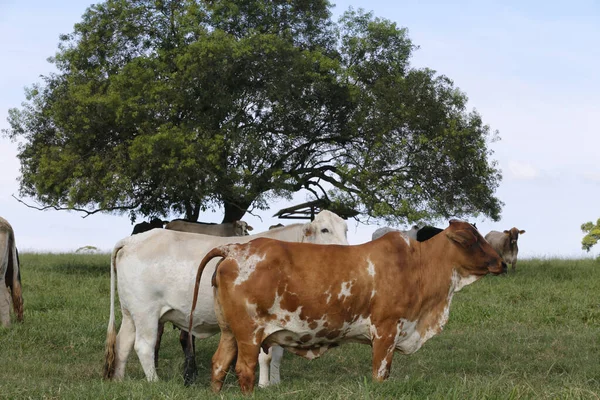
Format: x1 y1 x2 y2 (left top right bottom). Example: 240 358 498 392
12 195 140 218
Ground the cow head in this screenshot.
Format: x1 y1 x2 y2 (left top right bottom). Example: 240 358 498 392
302 210 349 245
503 227 525 245
233 220 254 236
445 219 507 281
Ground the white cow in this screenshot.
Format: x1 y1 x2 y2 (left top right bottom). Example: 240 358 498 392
103 210 349 385
165 219 253 236
0 217 23 327
372 225 420 241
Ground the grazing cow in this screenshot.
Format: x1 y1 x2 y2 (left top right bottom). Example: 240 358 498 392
131 218 166 235
372 225 420 241
485 228 525 271
0 217 23 327
166 220 253 236
189 220 506 394
103 211 348 384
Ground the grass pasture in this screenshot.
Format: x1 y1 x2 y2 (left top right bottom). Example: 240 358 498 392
1 254 600 399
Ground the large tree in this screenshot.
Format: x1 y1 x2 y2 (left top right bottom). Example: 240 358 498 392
4 0 503 224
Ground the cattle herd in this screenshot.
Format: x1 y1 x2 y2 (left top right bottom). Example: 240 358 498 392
0 213 527 393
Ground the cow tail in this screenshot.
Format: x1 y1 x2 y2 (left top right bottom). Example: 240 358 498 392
9 233 23 322
187 246 231 344
103 243 123 380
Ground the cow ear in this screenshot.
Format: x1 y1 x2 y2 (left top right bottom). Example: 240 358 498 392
247 225 254 231
446 230 476 247
503 230 510 235
519 230 525 234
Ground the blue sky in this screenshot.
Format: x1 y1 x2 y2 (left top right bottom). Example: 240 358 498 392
1 0 599 257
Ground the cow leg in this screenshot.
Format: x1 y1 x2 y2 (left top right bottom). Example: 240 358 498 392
113 309 136 380
133 315 160 381
258 345 284 387
154 322 165 368
211 329 238 393
258 347 272 387
9 249 23 322
235 340 261 395
0 248 10 328
512 261 517 271
269 345 284 385
371 334 397 382
0 279 10 328
181 329 197 385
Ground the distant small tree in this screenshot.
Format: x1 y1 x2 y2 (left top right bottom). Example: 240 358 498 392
581 219 600 251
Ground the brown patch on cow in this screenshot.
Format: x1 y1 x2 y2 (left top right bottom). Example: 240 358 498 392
285 336 294 343
279 292 300 313
316 329 328 338
309 321 318 330
326 330 341 340
299 334 312 343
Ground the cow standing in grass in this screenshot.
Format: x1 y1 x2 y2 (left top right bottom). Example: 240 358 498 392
485 228 525 271
0 217 23 328
103 211 348 385
189 220 506 394
154 218 252 369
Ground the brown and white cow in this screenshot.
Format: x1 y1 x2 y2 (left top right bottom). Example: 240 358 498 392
485 228 525 271
189 220 506 394
0 216 23 328
166 219 253 236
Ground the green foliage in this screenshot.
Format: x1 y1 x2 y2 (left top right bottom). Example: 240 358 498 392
2 255 600 399
3 1 502 224
581 218 600 252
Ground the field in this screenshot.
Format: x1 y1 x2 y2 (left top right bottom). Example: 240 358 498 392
1 254 600 399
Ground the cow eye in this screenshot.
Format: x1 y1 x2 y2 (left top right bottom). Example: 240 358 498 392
321 228 330 233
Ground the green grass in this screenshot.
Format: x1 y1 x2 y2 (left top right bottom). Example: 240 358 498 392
1 254 600 399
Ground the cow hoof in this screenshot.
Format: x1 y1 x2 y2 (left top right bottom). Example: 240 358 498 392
183 356 197 386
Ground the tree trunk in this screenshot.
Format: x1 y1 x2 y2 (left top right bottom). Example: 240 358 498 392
222 200 251 223
184 201 201 221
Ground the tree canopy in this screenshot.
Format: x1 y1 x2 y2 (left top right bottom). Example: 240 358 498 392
581 219 600 252
4 0 503 224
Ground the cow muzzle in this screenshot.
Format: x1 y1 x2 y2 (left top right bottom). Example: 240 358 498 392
488 261 507 275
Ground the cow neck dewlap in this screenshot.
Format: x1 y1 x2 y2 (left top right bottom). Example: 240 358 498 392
451 268 480 293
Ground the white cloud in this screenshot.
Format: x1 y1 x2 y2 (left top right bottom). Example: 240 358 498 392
507 161 539 180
